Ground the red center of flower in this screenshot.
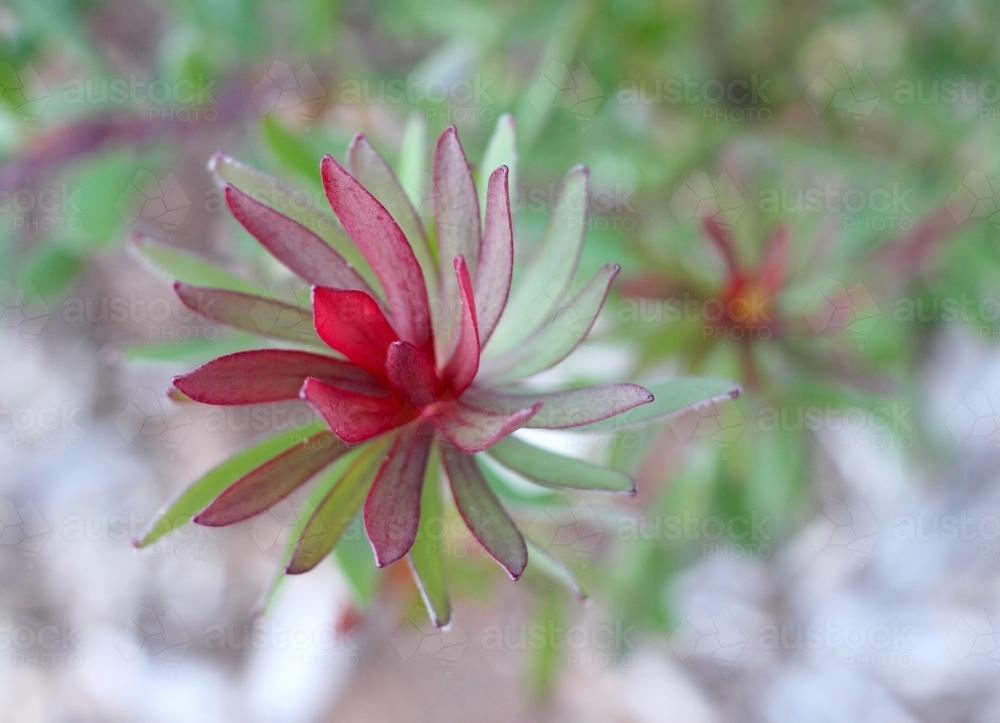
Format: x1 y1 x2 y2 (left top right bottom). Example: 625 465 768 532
301 253 481 443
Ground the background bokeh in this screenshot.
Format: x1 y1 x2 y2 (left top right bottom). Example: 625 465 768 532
3 0 1000 721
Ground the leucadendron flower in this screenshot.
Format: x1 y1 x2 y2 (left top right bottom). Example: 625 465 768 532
132 116 739 627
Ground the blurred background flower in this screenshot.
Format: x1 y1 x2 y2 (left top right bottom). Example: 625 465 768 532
4 0 1000 721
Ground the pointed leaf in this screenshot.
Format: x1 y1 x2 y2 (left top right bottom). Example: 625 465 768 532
464 383 652 429
129 233 261 294
321 155 433 355
526 538 588 602
487 435 634 494
195 430 351 526
225 185 372 293
407 445 451 627
572 377 742 432
433 126 481 360
174 282 321 346
440 446 527 580
312 287 399 380
487 166 588 354
476 166 514 346
481 263 619 383
348 133 436 304
254 445 370 615
209 152 380 293
120 332 260 365
364 430 434 566
301 378 405 443
386 340 440 407
133 421 327 546
478 114 517 219
287 437 391 574
442 255 480 395
172 349 383 405
437 398 541 453
398 113 427 209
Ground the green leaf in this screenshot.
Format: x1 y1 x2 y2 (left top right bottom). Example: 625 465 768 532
261 114 325 187
487 435 634 494
478 456 558 505
407 445 451 627
134 420 327 547
526 594 563 699
287 438 389 574
209 152 381 293
335 527 379 606
442 448 528 580
397 113 428 212
481 263 618 382
525 538 588 601
18 244 83 301
128 232 262 294
64 150 137 248
478 113 517 218
486 165 588 354
573 377 742 432
118 332 260 364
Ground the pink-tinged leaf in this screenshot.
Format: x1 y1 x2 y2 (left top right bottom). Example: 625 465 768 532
479 264 620 384
442 256 480 395
174 282 320 345
572 377 742 432
476 166 513 345
486 165 588 355
312 287 399 380
463 383 652 429
194 430 350 526
432 126 481 361
364 430 434 567
760 224 789 293
173 349 384 405
321 155 432 355
225 185 372 293
347 134 436 295
208 152 380 293
287 437 390 574
386 341 440 408
703 216 739 273
440 445 527 580
436 398 541 453
301 378 407 443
